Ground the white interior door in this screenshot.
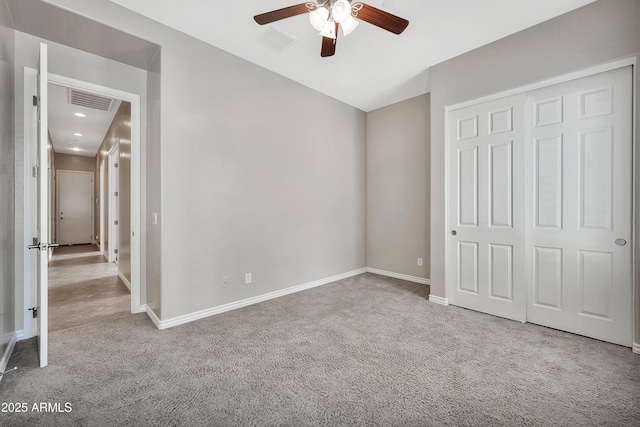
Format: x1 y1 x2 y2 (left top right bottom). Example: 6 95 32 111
35 43 49 368
58 170 93 245
447 94 526 321
526 66 633 346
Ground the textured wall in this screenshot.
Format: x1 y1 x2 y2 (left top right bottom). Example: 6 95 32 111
0 0 16 363
367 94 430 279
429 0 640 344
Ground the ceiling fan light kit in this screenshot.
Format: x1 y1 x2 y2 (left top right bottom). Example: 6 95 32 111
254 0 409 57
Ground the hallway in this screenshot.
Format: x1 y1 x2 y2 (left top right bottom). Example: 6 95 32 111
49 244 131 332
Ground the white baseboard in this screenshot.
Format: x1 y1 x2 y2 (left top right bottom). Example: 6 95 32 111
633 343 640 355
134 304 147 314
15 330 25 341
118 271 132 291
1 332 17 374
153 268 367 330
428 295 449 306
146 306 161 329
366 267 430 285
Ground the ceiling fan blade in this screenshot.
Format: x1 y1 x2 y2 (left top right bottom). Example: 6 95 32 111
355 3 409 35
320 24 339 57
254 3 310 25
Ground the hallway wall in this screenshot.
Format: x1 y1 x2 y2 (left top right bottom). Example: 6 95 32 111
0 0 16 365
95 102 132 285
55 153 95 172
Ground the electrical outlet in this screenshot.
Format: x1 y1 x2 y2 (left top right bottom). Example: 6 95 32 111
245 273 252 284
418 258 423 267
222 277 228 288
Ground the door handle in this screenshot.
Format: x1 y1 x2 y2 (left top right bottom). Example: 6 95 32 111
451 230 457 236
27 242 59 250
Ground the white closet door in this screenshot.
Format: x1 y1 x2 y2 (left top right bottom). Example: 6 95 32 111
447 94 526 321
526 67 633 346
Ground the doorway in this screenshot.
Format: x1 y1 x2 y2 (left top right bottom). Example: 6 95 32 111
22 66 143 350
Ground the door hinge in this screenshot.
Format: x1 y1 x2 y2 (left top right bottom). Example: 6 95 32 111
114 191 118 196
32 165 38 177
114 249 119 254
114 163 119 168
33 95 38 107
114 220 119 225
28 307 38 318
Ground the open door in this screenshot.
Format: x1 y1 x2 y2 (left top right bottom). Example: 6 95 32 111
30 43 53 367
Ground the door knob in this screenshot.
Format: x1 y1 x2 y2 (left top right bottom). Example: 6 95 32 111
615 238 626 246
451 230 457 236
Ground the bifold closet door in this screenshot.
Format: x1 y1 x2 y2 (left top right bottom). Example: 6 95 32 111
526 66 633 346
447 94 526 321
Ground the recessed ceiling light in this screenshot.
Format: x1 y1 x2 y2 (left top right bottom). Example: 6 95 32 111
75 112 86 117
74 133 83 137
72 147 81 152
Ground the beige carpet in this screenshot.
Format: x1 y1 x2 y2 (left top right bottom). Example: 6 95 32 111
1 273 639 426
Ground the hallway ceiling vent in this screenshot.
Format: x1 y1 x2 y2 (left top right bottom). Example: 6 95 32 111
68 89 114 112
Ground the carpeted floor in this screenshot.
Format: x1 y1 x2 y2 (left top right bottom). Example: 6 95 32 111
1 273 639 426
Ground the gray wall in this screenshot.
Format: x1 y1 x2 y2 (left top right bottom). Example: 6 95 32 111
145 51 161 316
94 102 132 284
38 0 367 321
429 0 640 344
55 153 95 172
367 94 430 279
0 0 16 362
13 30 147 332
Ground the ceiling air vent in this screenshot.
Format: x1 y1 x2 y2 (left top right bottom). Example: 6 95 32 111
68 89 114 112
255 26 297 53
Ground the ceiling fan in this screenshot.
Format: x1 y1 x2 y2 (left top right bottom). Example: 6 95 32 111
254 1 409 57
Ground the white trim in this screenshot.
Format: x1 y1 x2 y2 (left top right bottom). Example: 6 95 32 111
366 267 430 285
0 333 17 373
145 306 161 329
151 268 367 330
447 57 637 112
633 343 640 355
428 295 450 306
118 270 131 291
15 330 25 341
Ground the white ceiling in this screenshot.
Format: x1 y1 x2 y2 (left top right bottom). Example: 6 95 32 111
48 83 120 157
108 0 597 112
